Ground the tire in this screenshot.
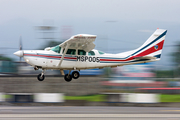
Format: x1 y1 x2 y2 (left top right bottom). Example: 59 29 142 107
37 74 45 81
72 71 80 79
64 74 72 82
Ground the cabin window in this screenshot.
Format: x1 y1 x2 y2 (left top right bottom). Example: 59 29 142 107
51 45 61 53
78 50 86 55
98 51 105 55
66 49 76 55
88 51 95 56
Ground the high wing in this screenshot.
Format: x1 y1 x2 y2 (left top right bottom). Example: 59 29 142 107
59 34 96 52
57 34 96 67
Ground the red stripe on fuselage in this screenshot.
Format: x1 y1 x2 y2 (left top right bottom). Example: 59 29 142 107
100 57 133 62
24 54 61 58
64 57 77 60
24 54 77 60
133 40 164 58
100 40 164 62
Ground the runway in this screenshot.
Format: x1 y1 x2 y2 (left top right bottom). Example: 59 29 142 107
0 106 180 120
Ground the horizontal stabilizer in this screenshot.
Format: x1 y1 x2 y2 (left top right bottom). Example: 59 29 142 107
133 56 156 60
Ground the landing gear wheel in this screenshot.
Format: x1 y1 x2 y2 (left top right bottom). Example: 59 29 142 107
37 74 45 81
72 71 80 79
64 74 72 82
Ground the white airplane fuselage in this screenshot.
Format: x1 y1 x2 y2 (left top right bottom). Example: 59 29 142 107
22 49 156 70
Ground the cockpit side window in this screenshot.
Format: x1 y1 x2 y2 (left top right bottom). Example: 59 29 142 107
78 50 86 55
66 49 76 55
88 51 95 56
51 46 61 53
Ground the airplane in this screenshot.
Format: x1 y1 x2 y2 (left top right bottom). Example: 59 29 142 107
14 28 167 82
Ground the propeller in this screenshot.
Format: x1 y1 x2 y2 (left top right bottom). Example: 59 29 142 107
19 36 22 61
14 36 24 61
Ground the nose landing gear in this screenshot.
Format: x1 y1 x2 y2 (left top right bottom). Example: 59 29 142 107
34 66 39 70
37 73 45 81
37 69 45 81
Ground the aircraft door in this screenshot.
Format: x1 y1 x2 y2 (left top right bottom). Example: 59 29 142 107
62 49 78 68
76 49 87 69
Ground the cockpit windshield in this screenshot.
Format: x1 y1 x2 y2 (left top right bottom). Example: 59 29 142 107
51 45 61 53
98 50 105 55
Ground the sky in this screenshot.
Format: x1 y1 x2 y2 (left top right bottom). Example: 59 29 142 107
0 0 180 69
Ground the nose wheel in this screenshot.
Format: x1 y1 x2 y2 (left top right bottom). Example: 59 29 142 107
37 69 45 81
37 73 45 81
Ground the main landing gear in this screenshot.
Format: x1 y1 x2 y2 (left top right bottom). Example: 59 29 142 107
64 71 80 82
37 69 45 81
36 69 80 82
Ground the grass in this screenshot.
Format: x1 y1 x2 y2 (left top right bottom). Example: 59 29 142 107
160 94 180 102
65 95 106 102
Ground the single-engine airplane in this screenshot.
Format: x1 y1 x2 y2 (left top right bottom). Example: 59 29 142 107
14 29 167 82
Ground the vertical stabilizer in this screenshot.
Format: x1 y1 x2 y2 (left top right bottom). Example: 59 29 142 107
132 29 167 60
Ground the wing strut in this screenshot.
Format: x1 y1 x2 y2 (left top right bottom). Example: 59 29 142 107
57 43 69 67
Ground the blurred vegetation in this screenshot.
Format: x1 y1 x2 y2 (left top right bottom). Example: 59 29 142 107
0 55 13 61
65 95 106 102
155 42 180 78
160 94 180 102
155 70 174 78
171 42 180 77
0 55 17 73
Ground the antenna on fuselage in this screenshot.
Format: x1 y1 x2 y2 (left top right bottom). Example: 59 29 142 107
19 35 23 62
